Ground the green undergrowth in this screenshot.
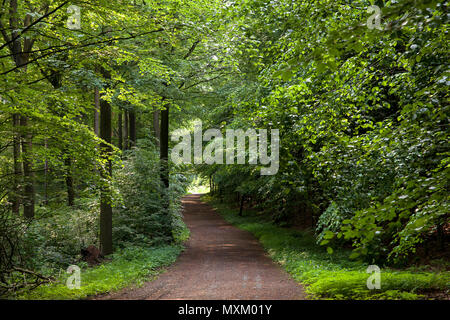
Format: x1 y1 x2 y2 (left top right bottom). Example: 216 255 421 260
15 244 185 300
203 196 449 300
14 223 190 300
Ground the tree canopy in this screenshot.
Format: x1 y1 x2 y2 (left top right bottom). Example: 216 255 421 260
0 0 448 298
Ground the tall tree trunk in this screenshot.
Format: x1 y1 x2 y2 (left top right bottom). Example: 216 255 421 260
159 101 172 240
124 110 129 150
2 1 36 217
99 73 113 256
239 194 245 216
209 175 212 195
65 157 75 206
118 108 123 150
129 110 136 148
20 116 34 218
153 108 160 147
44 139 48 206
94 88 100 136
160 103 169 189
11 114 21 214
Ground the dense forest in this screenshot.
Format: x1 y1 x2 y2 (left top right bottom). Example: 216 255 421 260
0 0 448 300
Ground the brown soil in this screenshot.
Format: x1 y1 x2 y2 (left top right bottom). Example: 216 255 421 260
97 194 305 300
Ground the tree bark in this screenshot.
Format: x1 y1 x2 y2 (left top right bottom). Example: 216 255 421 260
129 109 136 148
124 109 129 150
11 114 21 214
159 100 173 240
94 88 100 136
118 108 123 150
99 70 113 256
1 1 36 217
239 194 245 216
65 157 75 206
160 102 169 189
44 139 48 206
209 175 212 195
20 116 34 218
153 108 160 147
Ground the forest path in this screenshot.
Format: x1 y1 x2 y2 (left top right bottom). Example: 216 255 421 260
99 194 305 300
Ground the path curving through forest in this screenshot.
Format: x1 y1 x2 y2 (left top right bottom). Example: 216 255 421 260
100 194 305 300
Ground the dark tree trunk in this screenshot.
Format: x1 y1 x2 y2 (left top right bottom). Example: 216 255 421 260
124 110 129 150
160 103 169 189
20 116 35 219
159 101 172 240
153 108 160 147
209 175 212 195
94 88 100 136
99 72 113 256
239 194 245 216
65 157 75 206
11 114 21 214
118 108 123 150
44 139 48 205
3 1 35 217
129 110 136 148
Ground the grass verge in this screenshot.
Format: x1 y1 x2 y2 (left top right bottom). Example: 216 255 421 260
15 244 184 300
13 223 190 300
203 195 450 300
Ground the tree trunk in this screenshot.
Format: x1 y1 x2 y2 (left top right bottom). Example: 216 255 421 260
160 103 169 189
209 175 212 195
129 109 136 148
124 110 129 150
94 88 100 136
159 101 172 240
65 157 75 206
118 108 123 150
3 1 35 217
20 116 35 219
44 139 48 206
153 108 160 147
99 72 113 256
239 194 245 216
11 114 21 214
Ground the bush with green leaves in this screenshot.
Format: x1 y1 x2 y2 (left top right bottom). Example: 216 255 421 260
6 198 99 276
113 139 189 247
315 202 352 245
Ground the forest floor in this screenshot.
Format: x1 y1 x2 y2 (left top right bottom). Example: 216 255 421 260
97 194 305 300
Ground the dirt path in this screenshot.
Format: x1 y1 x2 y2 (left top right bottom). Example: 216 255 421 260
99 194 305 300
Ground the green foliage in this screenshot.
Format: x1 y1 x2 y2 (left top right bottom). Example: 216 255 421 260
23 198 99 271
0 0 447 299
198 0 449 264
205 196 450 300
113 139 190 247
14 245 183 300
1 139 190 297
315 202 351 245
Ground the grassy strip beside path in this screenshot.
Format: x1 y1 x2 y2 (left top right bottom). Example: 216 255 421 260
15 245 185 300
204 196 449 300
